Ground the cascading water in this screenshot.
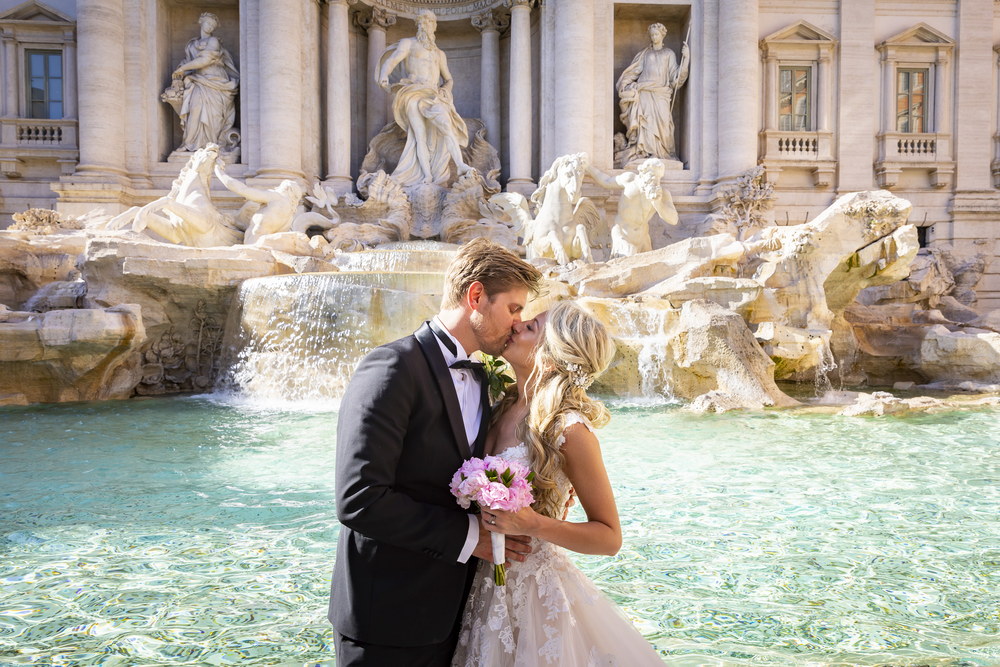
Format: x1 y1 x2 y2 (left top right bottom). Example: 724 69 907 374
591 298 678 403
217 246 458 403
812 334 838 397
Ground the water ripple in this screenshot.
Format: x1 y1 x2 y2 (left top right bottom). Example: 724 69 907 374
0 398 998 665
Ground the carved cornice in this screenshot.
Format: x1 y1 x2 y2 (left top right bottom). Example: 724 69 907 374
472 10 509 33
357 0 507 21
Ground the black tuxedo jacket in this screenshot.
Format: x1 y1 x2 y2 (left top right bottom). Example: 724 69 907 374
329 322 490 647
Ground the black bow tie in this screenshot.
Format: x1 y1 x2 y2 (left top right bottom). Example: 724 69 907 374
450 359 486 383
429 321 486 383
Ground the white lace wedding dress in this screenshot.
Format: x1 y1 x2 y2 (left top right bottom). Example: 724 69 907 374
452 413 664 666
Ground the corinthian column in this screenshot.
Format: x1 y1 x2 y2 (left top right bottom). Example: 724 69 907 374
360 8 396 142
325 0 353 193
75 0 126 176
256 0 304 180
716 0 758 180
551 0 593 159
506 0 533 192
473 11 507 153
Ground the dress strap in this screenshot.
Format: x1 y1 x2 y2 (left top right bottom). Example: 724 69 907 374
554 411 595 450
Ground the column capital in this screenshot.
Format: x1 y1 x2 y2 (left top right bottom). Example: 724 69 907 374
354 6 396 31
505 0 535 9
325 0 358 6
372 7 397 29
472 10 508 34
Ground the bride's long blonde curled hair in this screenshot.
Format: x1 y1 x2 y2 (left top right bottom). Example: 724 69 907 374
523 302 616 519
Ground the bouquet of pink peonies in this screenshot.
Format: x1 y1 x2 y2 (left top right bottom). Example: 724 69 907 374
450 455 535 585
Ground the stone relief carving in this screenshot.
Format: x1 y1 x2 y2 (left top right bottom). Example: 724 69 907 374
522 153 600 265
615 22 690 167
161 12 240 156
707 166 775 241
138 302 223 395
377 9 472 187
587 158 678 258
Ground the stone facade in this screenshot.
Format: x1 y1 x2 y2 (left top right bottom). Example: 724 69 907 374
1 0 1000 308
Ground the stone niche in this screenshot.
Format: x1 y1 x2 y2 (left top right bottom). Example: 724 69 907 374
159 0 241 163
612 3 691 167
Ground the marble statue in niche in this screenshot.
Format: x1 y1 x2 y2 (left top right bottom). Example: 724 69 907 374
377 9 473 187
161 12 240 156
616 22 690 167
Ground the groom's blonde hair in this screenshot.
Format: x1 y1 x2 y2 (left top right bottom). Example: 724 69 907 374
442 238 541 308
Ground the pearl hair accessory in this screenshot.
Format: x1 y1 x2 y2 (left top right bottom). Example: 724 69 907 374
565 362 594 389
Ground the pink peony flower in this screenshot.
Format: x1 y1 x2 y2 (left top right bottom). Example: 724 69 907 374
459 471 489 498
477 481 513 509
449 455 536 586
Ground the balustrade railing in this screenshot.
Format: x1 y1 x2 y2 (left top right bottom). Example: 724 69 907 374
895 136 936 155
878 132 946 163
0 118 78 150
776 134 819 155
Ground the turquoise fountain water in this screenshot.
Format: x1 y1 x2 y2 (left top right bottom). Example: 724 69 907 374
1 396 998 665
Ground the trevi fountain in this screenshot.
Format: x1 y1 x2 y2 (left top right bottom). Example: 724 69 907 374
0 3 997 666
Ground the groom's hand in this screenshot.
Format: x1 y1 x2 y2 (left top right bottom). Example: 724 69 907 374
473 521 531 564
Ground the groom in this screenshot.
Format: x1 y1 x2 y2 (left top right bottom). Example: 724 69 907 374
329 238 543 665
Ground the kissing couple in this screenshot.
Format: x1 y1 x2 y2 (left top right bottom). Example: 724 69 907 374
329 239 664 665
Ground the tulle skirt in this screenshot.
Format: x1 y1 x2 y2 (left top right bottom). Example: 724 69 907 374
452 540 664 666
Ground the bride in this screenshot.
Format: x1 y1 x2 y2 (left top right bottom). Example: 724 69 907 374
452 301 663 665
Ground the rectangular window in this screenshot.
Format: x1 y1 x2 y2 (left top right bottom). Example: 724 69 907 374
26 49 63 119
896 68 927 133
778 66 811 131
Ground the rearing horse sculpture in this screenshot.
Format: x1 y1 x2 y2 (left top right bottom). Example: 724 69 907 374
523 153 600 265
131 143 243 247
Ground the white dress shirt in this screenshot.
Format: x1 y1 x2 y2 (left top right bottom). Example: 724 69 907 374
431 317 483 564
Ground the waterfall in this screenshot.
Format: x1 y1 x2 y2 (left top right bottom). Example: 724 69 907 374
813 334 838 397
595 298 678 404
217 269 445 404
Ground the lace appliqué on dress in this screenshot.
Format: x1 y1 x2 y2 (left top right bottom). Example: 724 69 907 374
452 413 663 666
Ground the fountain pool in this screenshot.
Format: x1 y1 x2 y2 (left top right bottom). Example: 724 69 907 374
0 396 997 666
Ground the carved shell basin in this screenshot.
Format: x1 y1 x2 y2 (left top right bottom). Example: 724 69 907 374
359 0 511 21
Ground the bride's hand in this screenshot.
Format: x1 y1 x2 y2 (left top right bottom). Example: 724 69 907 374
474 517 531 564
483 506 542 537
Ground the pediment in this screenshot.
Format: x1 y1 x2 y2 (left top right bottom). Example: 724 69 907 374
0 1 73 23
763 20 836 45
880 23 954 48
